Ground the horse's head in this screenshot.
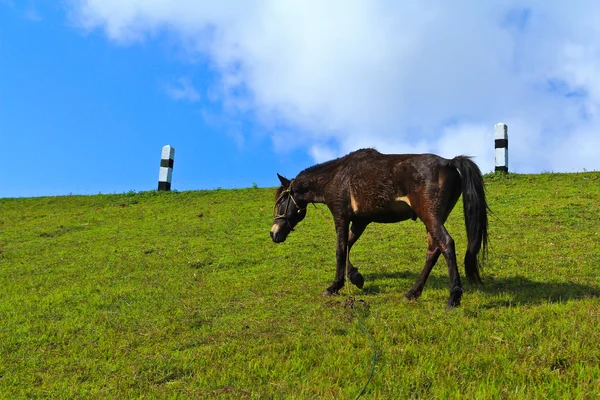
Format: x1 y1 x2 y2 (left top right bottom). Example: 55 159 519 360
270 173 307 243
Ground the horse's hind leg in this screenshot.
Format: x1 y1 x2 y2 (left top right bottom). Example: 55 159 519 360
431 224 463 309
417 213 463 308
404 232 441 301
346 221 368 289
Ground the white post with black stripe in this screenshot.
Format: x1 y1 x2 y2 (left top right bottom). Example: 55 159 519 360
158 145 175 191
494 123 508 173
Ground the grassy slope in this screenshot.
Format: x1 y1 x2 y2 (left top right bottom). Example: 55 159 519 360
0 172 599 399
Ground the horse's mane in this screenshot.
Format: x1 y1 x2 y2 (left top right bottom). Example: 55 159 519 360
299 148 380 176
299 157 340 175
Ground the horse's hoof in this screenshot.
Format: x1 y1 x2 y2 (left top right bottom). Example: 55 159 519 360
349 272 364 289
446 287 463 309
322 289 339 297
403 289 422 301
446 297 461 309
445 301 460 310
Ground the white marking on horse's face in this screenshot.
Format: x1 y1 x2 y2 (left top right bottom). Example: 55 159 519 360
270 222 286 243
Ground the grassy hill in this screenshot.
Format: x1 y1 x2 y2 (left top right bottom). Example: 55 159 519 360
1 172 599 399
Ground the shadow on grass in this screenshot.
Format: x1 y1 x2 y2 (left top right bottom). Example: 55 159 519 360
362 271 448 295
363 270 600 306
477 275 600 307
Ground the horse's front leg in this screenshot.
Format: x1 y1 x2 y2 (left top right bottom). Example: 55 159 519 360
323 219 350 296
346 220 368 289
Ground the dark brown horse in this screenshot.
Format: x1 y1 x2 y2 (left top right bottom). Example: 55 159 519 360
270 148 488 308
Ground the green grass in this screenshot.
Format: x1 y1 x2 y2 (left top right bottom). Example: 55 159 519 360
1 172 599 399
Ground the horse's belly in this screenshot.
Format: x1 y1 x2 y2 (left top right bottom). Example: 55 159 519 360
390 197 413 215
370 213 412 223
359 199 416 223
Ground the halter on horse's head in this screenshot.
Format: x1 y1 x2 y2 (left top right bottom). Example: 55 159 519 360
270 176 307 243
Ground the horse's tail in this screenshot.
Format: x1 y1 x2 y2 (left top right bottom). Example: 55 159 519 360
451 156 489 284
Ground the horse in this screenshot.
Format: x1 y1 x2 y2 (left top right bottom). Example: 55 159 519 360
270 148 489 309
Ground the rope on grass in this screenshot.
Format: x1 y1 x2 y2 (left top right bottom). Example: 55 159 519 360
311 203 377 398
344 297 378 400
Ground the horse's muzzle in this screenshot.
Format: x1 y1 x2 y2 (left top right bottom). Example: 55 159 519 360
270 224 288 243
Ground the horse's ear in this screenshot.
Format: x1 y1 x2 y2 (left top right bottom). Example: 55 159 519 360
277 173 291 187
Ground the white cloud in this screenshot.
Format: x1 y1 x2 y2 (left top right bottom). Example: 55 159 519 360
435 124 493 174
164 77 200 102
68 0 600 172
309 144 338 164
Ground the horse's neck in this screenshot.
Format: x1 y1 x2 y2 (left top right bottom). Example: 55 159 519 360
296 169 335 204
295 154 350 203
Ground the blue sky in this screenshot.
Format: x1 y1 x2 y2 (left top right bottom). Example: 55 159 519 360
1 1 599 198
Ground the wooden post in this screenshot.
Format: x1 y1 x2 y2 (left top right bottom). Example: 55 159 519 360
158 145 175 191
494 123 508 173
